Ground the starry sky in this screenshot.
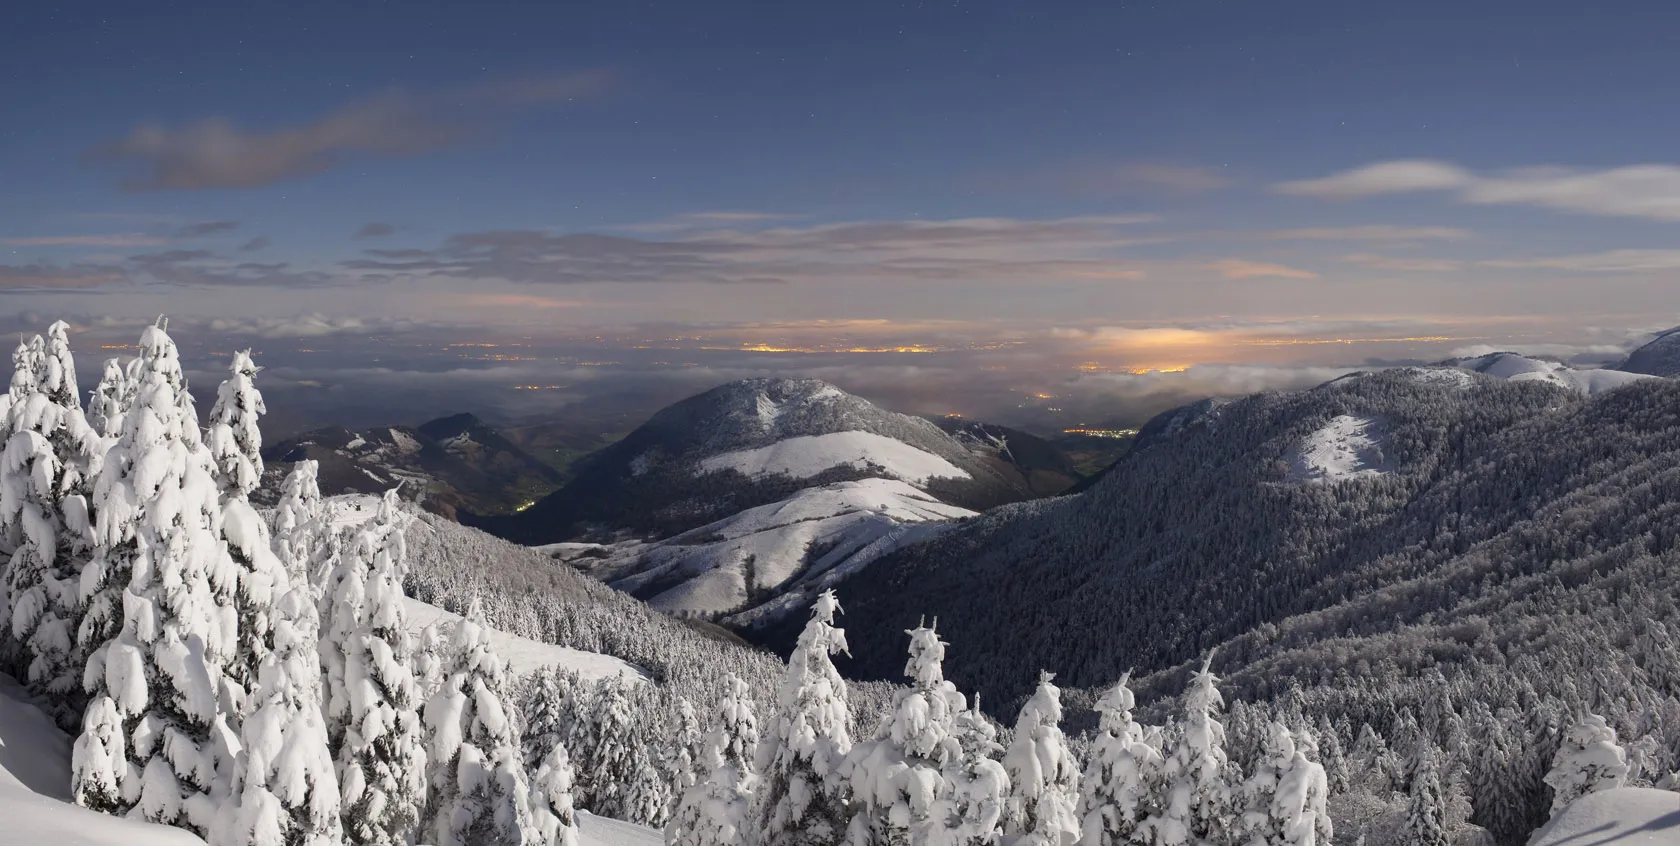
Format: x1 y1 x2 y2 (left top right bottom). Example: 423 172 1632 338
4 1 1680 431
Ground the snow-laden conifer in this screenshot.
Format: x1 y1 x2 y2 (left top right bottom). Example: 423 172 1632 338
271 459 325 591
1237 723 1331 846
1404 750 1448 846
1542 713 1629 817
531 741 581 846
87 357 130 438
668 696 705 794
843 621 960 845
573 672 645 820
1077 672 1163 846
72 319 240 836
926 702 1009 846
212 582 343 846
335 510 428 846
422 597 540 846
521 666 580 775
667 674 760 846
207 350 265 499
1143 656 1234 846
1002 671 1081 846
756 589 855 845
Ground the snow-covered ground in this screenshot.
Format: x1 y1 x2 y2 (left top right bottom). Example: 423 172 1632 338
1285 415 1394 484
0 674 205 845
697 430 971 485
1528 787 1680 845
401 596 647 685
578 811 662 846
568 478 973 620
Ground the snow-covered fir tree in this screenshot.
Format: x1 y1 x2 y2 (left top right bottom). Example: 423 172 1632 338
531 741 581 846
271 459 325 592
212 582 343 846
2 426 78 726
1541 713 1629 817
843 621 960 846
926 702 1008 846
1238 722 1331 846
334 510 428 846
668 674 760 846
521 665 582 775
1145 656 1234 846
668 696 705 795
756 589 855 846
1077 672 1163 846
207 350 265 499
323 488 408 752
422 597 540 846
72 320 240 836
87 357 130 439
573 672 646 821
1002 671 1081 846
1404 750 1448 846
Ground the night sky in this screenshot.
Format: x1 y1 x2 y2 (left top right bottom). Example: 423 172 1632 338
4 1 1679 431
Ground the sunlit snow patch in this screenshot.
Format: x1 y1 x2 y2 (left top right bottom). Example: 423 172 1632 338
697 431 970 484
1284 415 1393 484
402 597 647 685
1529 787 1680 845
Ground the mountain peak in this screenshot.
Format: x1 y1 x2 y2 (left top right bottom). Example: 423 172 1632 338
1618 327 1680 377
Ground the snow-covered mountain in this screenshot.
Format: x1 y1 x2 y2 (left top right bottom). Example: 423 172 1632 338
472 378 1032 545
1617 326 1680 377
550 477 975 624
261 413 563 518
934 417 1089 495
1442 351 1652 394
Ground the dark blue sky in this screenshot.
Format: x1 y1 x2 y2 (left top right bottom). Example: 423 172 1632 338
3 1 1680 379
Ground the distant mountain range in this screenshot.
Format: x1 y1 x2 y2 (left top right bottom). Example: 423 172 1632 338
1616 326 1680 376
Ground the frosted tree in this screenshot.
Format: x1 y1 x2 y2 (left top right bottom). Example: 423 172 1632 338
212 584 343 846
531 742 581 846
1003 671 1081 846
422 598 540 846
41 320 80 411
668 696 705 794
1404 751 1448 846
1145 656 1233 846
927 703 1009 846
521 666 580 774
843 621 959 845
72 320 240 836
668 674 760 846
574 673 644 820
323 488 409 751
0 338 41 675
71 695 129 813
1542 713 1630 817
210 350 283 702
336 520 428 846
271 459 325 591
87 357 130 438
1237 723 1330 846
1077 672 1163 846
756 589 855 846
2 428 78 726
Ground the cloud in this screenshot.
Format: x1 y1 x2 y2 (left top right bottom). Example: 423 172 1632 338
1 234 169 247
238 236 271 252
978 159 1232 197
1106 163 1232 194
1262 225 1472 242
127 249 333 287
1479 249 1680 272
174 220 240 237
1199 259 1319 280
84 70 612 191
1276 159 1680 222
346 215 1163 285
355 222 397 239
0 263 131 289
1339 253 1463 272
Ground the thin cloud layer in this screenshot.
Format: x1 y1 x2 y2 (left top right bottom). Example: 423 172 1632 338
1276 159 1680 222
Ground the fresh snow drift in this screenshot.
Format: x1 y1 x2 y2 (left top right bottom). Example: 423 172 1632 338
1284 415 1393 483
577 810 662 846
0 675 205 845
697 430 971 484
1528 788 1680 845
560 478 975 622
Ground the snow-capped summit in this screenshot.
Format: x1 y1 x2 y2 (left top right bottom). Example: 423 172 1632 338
1617 326 1680 377
1442 351 1650 395
472 378 1031 544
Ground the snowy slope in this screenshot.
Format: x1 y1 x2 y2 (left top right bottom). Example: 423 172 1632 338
1618 327 1680 377
697 431 971 485
1528 788 1680 845
1284 415 1393 484
0 674 205 846
556 477 974 622
1450 352 1651 395
400 597 647 684
578 811 662 846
